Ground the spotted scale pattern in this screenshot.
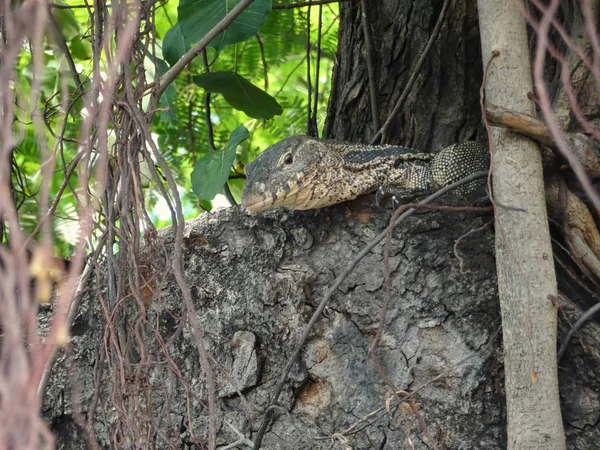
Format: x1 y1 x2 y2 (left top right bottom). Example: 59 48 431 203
431 142 490 195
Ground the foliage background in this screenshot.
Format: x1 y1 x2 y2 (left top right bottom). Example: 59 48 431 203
12 0 339 253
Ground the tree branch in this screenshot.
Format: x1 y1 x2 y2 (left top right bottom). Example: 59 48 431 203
478 0 566 447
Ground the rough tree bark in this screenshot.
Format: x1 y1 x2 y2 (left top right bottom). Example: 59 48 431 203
477 1 565 448
41 1 600 449
43 206 600 449
324 0 484 147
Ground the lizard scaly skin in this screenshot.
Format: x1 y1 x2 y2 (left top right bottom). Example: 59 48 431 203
241 136 490 213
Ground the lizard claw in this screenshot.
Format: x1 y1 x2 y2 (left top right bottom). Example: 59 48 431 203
375 186 385 207
391 196 399 211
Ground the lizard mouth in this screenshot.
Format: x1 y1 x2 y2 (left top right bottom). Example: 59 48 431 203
241 194 277 213
242 182 304 212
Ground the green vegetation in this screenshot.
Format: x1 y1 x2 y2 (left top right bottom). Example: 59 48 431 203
11 0 339 253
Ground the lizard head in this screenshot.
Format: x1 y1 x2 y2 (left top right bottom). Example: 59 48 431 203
242 135 328 212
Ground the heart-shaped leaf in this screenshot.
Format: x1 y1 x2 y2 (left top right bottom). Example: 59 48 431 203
194 71 282 120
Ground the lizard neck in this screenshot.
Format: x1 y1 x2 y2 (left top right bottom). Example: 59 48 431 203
334 143 434 202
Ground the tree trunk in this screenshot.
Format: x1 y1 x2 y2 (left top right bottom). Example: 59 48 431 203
324 0 484 149
477 1 565 448
41 1 600 449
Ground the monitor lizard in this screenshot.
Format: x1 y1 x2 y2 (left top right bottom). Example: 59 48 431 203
241 135 490 212
240 135 600 275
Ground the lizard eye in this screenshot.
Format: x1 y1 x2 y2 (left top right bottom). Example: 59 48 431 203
282 152 294 165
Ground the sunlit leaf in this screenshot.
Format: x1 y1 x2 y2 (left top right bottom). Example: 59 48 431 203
69 37 91 60
200 199 213 211
227 178 245 204
191 126 250 201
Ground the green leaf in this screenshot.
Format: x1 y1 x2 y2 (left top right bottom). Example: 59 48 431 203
163 23 186 67
227 178 246 204
200 199 213 211
193 71 282 119
178 0 271 53
156 58 176 121
69 37 91 60
191 126 250 201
